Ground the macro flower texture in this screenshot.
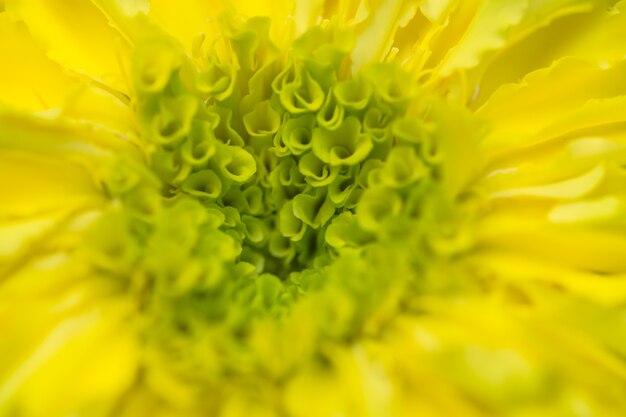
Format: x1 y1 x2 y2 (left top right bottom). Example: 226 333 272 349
2 0 626 415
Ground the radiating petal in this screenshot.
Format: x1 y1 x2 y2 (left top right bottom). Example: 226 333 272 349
474 0 626 106
6 0 132 92
0 13 77 111
434 0 527 77
350 0 420 71
0 257 138 416
477 58 626 157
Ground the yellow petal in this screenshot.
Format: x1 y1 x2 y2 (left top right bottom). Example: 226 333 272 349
0 13 76 111
478 58 626 156
0 110 139 170
420 0 454 22
147 0 229 51
0 212 76 260
482 132 626 195
434 0 527 77
477 216 626 273
472 251 626 305
0 262 138 416
350 0 419 72
475 1 626 106
294 0 324 35
6 0 131 93
489 164 605 200
61 82 135 136
548 196 624 224
0 151 105 220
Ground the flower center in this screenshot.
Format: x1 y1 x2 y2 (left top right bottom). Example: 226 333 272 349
91 17 467 378
128 19 432 279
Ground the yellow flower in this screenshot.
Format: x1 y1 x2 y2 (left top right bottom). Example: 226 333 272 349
2 1 626 416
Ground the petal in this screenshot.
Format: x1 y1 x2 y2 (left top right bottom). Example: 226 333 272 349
433 0 528 77
6 0 132 93
0 110 137 275
350 0 419 71
136 0 301 53
548 196 625 224
477 58 626 157
477 215 626 273
0 258 138 416
474 1 626 106
0 110 139 170
294 0 324 35
0 13 77 111
472 251 626 306
489 164 606 200
0 147 106 277
0 151 105 220
144 0 227 50
60 82 136 136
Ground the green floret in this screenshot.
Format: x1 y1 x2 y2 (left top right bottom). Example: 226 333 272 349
87 17 476 385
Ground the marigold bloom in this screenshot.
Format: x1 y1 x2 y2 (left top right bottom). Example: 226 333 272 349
1 1 626 416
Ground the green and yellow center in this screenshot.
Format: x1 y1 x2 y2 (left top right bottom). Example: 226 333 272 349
88 16 473 381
